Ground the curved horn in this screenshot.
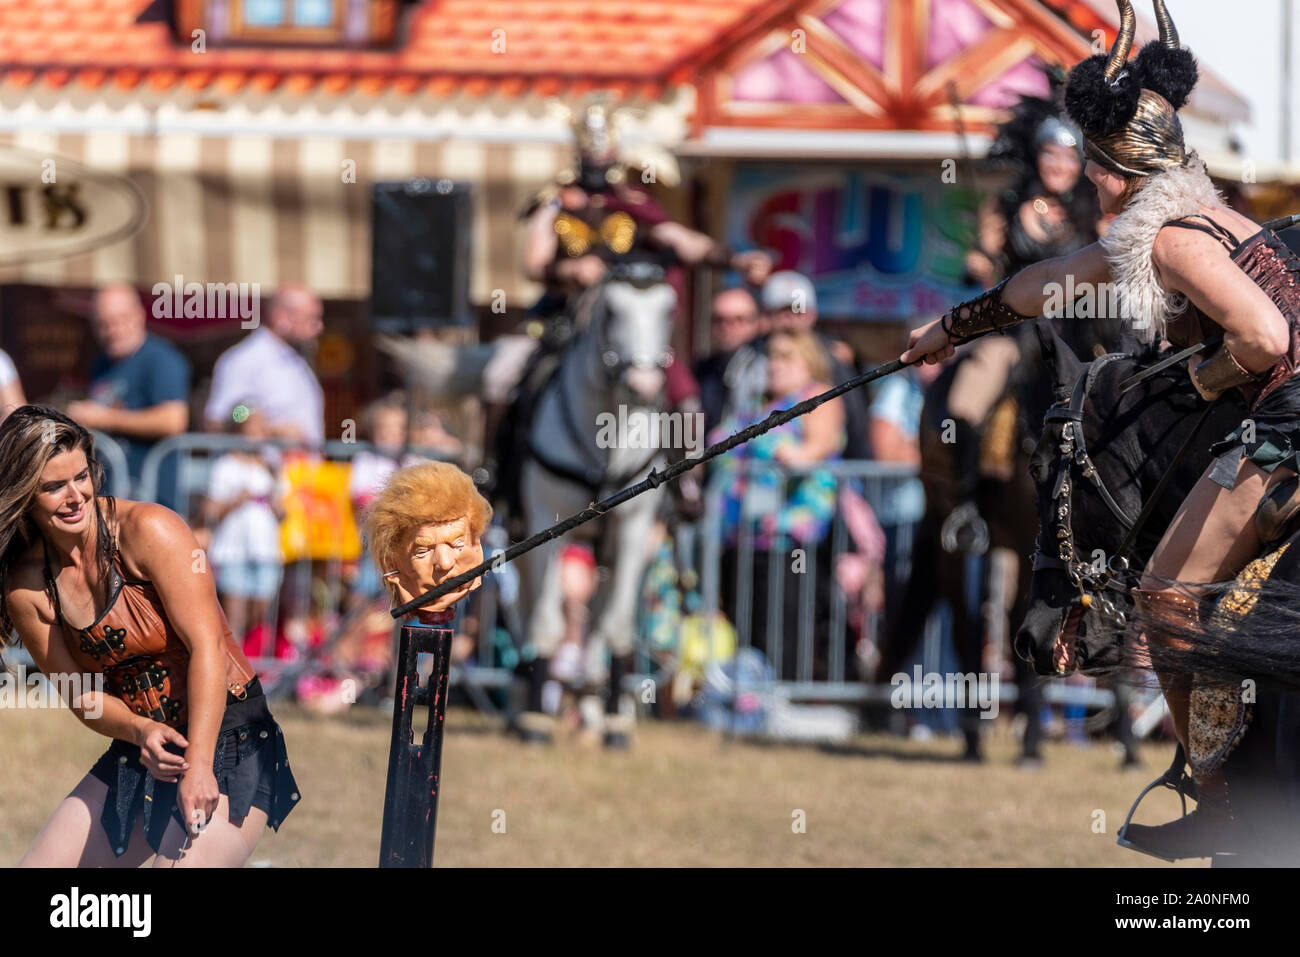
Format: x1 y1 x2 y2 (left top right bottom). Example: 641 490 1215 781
1152 0 1180 49
1103 0 1136 84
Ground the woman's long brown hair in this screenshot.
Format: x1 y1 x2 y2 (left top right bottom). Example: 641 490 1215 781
0 406 117 643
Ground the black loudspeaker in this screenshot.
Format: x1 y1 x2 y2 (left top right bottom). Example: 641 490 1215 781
370 179 473 331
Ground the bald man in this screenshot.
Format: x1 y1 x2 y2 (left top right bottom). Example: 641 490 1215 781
203 283 325 445
68 282 191 489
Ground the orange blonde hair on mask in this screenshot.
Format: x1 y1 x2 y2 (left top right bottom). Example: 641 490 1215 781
362 461 492 583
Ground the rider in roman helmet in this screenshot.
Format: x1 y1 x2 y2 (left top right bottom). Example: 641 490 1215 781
903 0 1300 861
492 96 771 515
520 95 771 329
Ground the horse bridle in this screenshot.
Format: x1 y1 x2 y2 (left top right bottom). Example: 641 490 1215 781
1031 353 1223 629
592 260 674 390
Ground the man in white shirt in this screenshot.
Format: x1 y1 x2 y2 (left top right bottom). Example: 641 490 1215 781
203 283 325 445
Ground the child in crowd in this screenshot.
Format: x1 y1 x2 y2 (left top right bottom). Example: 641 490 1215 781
348 393 432 604
203 403 286 657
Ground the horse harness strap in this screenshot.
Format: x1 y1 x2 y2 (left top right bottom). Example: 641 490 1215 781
1033 353 1222 622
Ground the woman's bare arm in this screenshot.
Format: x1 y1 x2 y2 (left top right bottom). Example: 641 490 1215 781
1001 241 1113 317
1153 226 1290 371
0 378 25 421
522 202 560 283
902 242 1113 365
778 394 845 465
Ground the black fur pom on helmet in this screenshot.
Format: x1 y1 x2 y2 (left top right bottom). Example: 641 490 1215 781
1065 49 1142 139
1133 0 1198 110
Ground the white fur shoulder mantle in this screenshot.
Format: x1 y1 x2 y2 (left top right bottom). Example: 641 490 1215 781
1099 154 1225 343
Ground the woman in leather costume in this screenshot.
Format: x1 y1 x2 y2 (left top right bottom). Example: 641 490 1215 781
0 406 300 866
903 0 1300 861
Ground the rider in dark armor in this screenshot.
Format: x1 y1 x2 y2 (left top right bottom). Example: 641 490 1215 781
492 97 770 519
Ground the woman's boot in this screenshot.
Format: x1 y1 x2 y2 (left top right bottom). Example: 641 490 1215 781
1116 589 1242 861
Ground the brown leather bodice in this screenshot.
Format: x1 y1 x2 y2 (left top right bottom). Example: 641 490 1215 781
1162 214 1300 409
42 541 255 729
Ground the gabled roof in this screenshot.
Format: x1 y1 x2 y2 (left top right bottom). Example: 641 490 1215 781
0 0 1249 130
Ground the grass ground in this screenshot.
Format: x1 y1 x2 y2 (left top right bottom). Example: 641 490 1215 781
0 704 1198 867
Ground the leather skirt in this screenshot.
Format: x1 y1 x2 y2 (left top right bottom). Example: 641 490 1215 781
1206 373 1300 490
88 676 302 858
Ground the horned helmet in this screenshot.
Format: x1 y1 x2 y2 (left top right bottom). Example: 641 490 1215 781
1064 0 1199 179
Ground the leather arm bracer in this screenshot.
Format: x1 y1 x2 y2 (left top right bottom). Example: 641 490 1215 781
940 277 1035 343
1191 342 1265 394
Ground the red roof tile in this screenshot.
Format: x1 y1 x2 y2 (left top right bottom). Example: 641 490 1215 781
0 0 782 97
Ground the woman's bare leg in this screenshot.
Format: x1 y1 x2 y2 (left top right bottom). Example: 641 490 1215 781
19 773 155 868
1139 457 1297 749
151 795 268 868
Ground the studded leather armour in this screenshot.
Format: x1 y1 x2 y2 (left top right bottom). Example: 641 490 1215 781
42 542 255 729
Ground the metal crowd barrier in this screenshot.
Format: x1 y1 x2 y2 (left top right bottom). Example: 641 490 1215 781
693 458 1116 712
89 431 132 498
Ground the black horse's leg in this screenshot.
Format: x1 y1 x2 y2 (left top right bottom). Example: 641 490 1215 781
1008 549 1044 762
951 547 986 761
879 511 942 679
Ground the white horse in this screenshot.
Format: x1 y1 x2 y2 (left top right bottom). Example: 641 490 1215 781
380 275 677 745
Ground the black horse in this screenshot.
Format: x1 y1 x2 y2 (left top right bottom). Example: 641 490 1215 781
1017 329 1300 865
883 314 1127 762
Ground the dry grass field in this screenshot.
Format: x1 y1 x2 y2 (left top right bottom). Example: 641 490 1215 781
0 703 1200 867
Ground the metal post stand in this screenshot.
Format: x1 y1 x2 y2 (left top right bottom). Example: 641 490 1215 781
379 623 453 867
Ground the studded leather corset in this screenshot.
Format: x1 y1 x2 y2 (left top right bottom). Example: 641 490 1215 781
1161 214 1300 410
42 542 255 729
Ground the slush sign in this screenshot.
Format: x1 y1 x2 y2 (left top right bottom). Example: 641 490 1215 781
0 146 146 265
727 164 980 320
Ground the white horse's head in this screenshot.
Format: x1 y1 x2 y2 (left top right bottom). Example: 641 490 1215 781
595 279 676 403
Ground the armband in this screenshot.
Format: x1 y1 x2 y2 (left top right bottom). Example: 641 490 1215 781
939 277 1034 342
1191 344 1265 394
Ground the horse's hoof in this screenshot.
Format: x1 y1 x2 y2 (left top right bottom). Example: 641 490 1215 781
518 728 553 745
603 731 631 750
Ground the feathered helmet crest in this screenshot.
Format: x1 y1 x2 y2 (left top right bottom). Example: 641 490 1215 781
1064 0 1199 177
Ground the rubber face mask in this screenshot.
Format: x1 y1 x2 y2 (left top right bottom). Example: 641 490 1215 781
386 516 484 624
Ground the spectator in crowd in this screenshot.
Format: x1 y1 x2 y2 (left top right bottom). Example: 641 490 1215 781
203 404 286 657
203 283 325 446
870 350 942 556
726 272 872 461
348 393 432 605
710 328 846 679
408 407 465 459
694 287 763 435
66 282 190 492
0 347 26 421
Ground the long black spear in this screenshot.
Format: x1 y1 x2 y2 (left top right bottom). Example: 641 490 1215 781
390 213 1300 621
391 352 924 618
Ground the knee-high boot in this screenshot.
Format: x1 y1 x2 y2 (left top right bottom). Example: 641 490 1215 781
514 656 555 744
603 653 634 749
1116 589 1241 861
